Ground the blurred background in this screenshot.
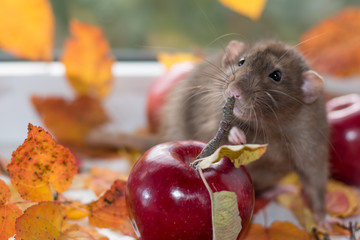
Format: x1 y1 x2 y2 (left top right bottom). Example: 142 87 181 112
1 0 360 61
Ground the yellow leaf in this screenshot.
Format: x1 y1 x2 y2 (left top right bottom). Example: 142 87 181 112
198 144 267 169
15 202 64 240
157 52 202 69
0 0 54 60
213 191 242 239
61 20 115 98
60 224 109 240
63 202 89 220
218 0 267 20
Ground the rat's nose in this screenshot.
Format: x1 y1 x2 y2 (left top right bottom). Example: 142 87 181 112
225 85 242 99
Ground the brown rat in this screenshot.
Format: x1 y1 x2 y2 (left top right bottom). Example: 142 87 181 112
159 40 329 222
88 40 330 224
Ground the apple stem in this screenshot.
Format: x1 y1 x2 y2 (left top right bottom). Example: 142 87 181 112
196 97 235 160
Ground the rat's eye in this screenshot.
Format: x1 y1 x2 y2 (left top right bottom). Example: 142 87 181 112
269 70 282 82
238 58 245 66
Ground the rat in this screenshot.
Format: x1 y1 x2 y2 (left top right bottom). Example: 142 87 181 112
158 40 330 225
88 40 331 226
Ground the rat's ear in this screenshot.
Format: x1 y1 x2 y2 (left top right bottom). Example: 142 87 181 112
222 41 245 67
301 70 324 104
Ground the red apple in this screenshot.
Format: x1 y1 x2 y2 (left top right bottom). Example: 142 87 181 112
146 62 194 133
126 140 254 240
327 94 360 185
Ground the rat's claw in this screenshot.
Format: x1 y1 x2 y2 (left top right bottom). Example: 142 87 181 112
228 127 246 145
315 214 343 232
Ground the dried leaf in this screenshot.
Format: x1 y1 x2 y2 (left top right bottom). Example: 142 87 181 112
7 124 78 201
88 179 128 228
0 179 10 205
218 0 267 20
157 52 202 69
15 202 64 240
59 224 109 240
32 95 108 145
198 144 267 169
0 203 22 240
298 7 360 77
118 218 137 238
213 191 242 239
61 20 115 98
245 221 311 240
0 0 54 60
63 202 89 220
85 167 128 196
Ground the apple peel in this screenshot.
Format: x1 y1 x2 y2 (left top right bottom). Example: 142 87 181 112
197 144 267 170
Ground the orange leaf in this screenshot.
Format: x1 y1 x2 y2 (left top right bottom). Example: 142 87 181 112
32 95 109 145
15 202 64 240
88 179 128 228
118 218 137 238
85 167 128 196
218 0 267 20
7 124 78 201
0 179 10 205
59 224 109 240
298 7 360 77
0 0 54 60
245 221 311 240
157 52 202 69
61 20 115 98
0 203 22 240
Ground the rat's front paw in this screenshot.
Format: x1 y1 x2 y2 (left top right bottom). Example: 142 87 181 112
228 127 246 145
314 213 343 231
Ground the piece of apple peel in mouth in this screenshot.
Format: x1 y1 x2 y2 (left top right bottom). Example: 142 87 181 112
125 141 267 240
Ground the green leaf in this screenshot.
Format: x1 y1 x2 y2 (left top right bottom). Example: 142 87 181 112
198 144 267 169
213 191 242 240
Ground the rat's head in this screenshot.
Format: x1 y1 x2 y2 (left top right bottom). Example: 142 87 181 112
221 40 324 122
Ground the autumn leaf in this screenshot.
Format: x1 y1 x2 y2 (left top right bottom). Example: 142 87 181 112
85 167 128 196
32 95 109 145
218 0 267 20
298 7 360 77
0 0 54 60
0 179 10 205
59 224 109 240
244 221 311 240
15 202 64 240
157 52 203 69
118 218 137 238
61 20 115 98
62 202 89 220
0 203 22 240
88 179 128 228
276 173 360 234
7 124 78 201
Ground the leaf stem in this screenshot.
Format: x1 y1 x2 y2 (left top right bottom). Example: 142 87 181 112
195 97 235 161
198 167 216 240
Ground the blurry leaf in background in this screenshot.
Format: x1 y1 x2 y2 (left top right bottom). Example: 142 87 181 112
0 203 22 240
60 224 109 240
244 221 311 240
7 124 78 202
298 7 360 77
88 179 128 228
218 0 267 20
157 52 203 69
0 0 54 60
61 20 115 99
32 95 109 145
